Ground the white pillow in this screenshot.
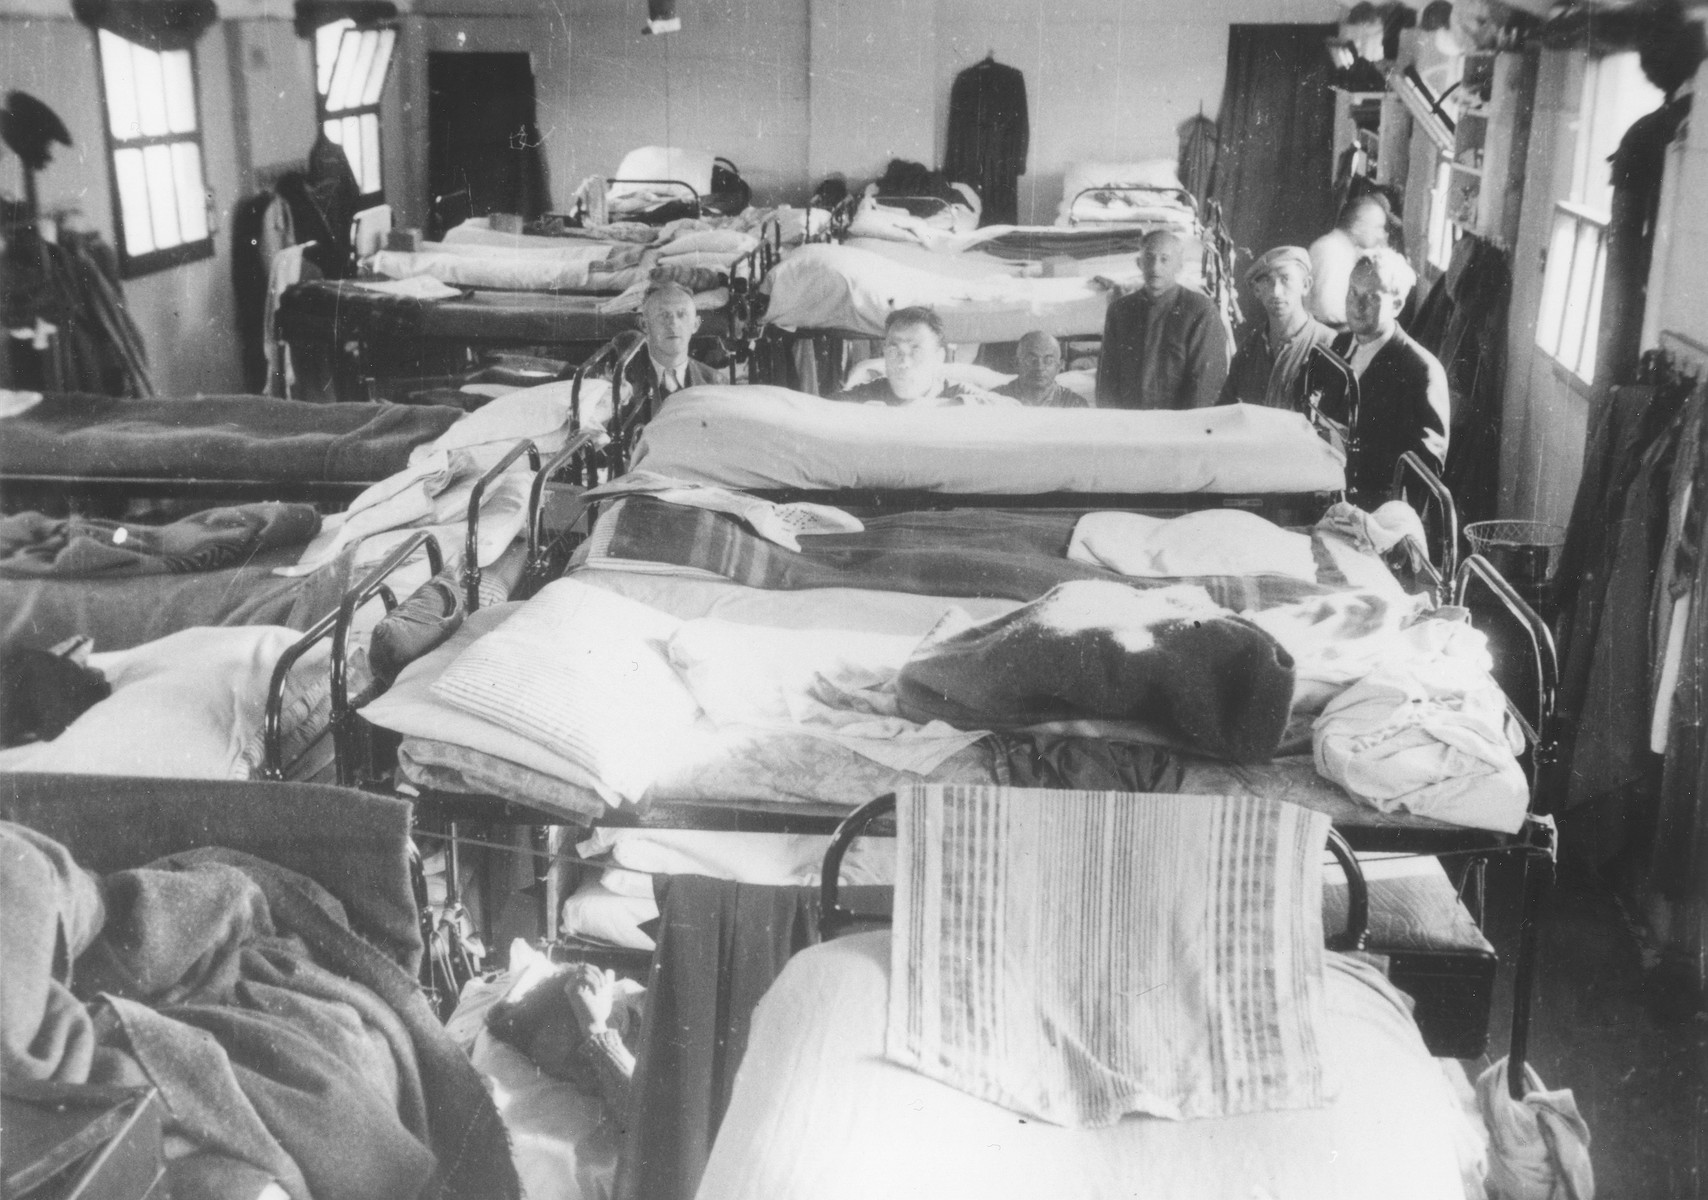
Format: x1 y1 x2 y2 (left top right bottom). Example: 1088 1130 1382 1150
0 627 319 780
611 146 716 199
431 579 701 804
560 879 659 951
1060 158 1185 201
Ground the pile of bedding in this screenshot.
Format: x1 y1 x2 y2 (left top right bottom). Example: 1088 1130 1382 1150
0 820 517 1200
358 492 1528 833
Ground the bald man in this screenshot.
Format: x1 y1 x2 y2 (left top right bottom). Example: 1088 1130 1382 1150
995 332 1088 407
1307 193 1391 326
1095 230 1228 409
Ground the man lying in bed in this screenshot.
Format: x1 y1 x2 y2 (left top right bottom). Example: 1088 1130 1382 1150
833 307 1010 407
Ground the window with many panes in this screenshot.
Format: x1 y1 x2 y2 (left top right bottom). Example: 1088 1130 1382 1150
96 28 213 276
313 18 396 199
1535 52 1664 384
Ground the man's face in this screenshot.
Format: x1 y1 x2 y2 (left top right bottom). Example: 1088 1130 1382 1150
884 322 947 401
1348 205 1389 250
1254 264 1310 328
1346 263 1403 340
1139 239 1184 295
641 293 699 365
1015 337 1061 391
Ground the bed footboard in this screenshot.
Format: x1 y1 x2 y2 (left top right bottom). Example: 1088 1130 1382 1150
1394 451 1460 587
462 438 541 611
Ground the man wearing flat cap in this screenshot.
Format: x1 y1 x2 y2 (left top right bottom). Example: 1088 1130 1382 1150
1218 246 1338 410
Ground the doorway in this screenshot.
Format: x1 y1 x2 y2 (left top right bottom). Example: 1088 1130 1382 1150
426 51 549 237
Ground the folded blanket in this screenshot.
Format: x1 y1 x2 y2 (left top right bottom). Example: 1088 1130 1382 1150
583 497 1339 609
895 581 1296 763
887 785 1331 1127
0 824 518 1200
0 504 320 578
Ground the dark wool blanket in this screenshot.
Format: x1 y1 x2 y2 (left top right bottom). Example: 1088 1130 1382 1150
594 498 1342 609
0 393 463 483
0 813 517 1200
0 504 321 577
894 580 1296 763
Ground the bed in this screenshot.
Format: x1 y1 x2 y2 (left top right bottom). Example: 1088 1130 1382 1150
0 391 464 510
0 772 518 1200
278 216 780 403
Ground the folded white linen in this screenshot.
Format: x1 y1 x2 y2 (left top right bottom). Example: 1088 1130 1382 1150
1068 509 1319 580
656 229 758 257
0 390 43 419
887 785 1332 1126
666 618 984 774
585 470 863 550
632 387 1346 496
431 579 702 804
1313 655 1530 833
366 250 599 292
349 275 462 300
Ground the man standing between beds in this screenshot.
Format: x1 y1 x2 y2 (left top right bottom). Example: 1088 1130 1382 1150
625 280 720 403
1095 230 1228 409
1218 246 1339 410
1331 248 1450 497
833 307 1006 406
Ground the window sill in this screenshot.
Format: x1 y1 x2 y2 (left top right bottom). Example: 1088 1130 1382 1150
119 237 215 281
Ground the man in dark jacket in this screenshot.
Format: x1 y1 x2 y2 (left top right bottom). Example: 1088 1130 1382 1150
622 281 721 404
1331 247 1449 498
1095 230 1228 409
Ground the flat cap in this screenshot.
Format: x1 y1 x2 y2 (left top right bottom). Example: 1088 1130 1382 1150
1246 245 1312 284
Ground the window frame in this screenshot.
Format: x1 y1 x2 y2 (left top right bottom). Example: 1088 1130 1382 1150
1533 51 1665 385
93 29 215 279
313 20 397 202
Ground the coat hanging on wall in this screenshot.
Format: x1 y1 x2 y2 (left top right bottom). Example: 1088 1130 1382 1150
944 54 1029 226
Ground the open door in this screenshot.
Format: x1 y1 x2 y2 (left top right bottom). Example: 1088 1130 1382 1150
426 51 549 237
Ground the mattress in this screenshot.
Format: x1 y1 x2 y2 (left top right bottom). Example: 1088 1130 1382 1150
370 566 1525 843
0 392 462 483
696 933 1484 1200
631 387 1346 495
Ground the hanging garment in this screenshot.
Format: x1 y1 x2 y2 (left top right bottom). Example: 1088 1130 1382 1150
1177 113 1219 220
943 57 1029 226
1596 93 1691 391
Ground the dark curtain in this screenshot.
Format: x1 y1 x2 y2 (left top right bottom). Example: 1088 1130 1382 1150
1209 24 1339 301
427 53 550 228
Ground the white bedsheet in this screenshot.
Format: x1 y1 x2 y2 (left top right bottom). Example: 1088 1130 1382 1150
367 249 605 292
632 388 1347 495
697 934 1483 1200
764 243 1110 342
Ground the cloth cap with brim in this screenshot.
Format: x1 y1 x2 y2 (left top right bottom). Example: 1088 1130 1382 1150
1246 246 1312 285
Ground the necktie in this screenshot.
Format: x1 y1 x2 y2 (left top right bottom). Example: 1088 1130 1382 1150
662 368 680 396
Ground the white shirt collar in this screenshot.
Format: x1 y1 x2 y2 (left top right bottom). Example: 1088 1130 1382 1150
1348 328 1394 377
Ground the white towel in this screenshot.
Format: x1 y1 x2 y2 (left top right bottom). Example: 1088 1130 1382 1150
1068 509 1320 581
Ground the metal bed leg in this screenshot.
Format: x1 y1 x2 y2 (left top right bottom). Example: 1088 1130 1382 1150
1506 833 1555 1099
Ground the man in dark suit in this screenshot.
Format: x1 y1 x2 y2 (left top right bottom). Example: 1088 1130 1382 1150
622 281 721 404
1095 231 1228 409
1332 247 1450 498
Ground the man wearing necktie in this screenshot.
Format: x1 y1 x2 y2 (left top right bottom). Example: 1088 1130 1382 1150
624 280 721 404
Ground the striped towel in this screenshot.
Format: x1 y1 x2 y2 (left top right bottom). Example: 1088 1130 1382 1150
887 784 1332 1127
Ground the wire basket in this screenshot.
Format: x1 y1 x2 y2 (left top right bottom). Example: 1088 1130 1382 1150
1464 520 1567 589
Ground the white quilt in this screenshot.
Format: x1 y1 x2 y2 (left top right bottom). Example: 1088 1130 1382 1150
631 387 1347 495
699 933 1480 1200
763 243 1111 342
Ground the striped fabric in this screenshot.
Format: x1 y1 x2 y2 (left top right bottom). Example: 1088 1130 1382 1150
887 784 1331 1127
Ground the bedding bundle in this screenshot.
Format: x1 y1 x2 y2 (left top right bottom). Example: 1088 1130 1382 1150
0 821 517 1200
0 503 320 578
894 581 1296 763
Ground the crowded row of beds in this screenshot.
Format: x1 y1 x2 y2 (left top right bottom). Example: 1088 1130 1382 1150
7 229 1551 1198
272 153 1234 403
